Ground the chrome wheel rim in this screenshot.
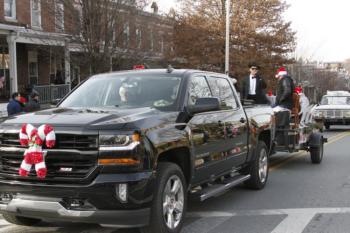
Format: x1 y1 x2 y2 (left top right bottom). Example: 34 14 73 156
163 175 184 230
259 149 268 183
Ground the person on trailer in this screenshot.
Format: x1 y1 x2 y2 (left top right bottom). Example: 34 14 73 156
273 67 295 112
241 62 268 104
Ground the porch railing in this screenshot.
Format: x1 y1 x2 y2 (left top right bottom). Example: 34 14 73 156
33 84 71 104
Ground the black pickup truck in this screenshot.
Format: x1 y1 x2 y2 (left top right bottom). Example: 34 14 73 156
0 69 274 233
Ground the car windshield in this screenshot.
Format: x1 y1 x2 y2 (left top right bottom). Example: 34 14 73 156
320 96 350 105
59 74 182 111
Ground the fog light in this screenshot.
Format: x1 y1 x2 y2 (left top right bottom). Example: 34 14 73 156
116 184 128 203
69 199 85 208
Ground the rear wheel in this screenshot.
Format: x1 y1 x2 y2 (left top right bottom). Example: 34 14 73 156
2 213 41 226
245 141 269 190
141 162 187 233
310 141 324 164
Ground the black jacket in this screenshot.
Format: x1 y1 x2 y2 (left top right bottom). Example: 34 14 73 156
241 75 267 104
24 99 40 113
275 76 295 110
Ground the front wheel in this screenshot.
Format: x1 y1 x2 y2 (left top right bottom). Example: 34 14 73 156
141 162 187 233
245 141 269 190
310 141 324 164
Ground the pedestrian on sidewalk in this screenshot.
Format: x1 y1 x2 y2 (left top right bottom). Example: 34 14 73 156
25 91 40 113
241 62 268 104
7 92 23 116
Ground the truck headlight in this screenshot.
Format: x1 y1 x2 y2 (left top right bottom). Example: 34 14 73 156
99 132 140 150
98 132 141 166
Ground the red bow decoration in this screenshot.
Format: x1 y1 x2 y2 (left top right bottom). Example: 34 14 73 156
18 124 56 179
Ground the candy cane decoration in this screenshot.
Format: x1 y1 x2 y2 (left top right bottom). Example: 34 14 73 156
18 124 56 179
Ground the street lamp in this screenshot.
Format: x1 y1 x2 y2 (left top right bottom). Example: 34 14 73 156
225 0 230 75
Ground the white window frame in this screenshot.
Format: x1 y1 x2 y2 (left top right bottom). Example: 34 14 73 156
150 29 154 51
55 1 64 32
31 0 42 29
4 0 16 21
123 22 129 48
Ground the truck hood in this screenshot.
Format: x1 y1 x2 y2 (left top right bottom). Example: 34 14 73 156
315 105 350 110
0 107 178 130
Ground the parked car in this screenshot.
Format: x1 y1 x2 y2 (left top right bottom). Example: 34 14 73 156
0 68 274 233
313 91 350 130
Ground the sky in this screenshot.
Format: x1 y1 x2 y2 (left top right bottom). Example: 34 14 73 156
153 0 350 62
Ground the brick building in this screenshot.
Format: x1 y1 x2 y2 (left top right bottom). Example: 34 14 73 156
0 0 173 104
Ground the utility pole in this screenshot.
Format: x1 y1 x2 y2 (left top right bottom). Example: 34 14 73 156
225 0 230 75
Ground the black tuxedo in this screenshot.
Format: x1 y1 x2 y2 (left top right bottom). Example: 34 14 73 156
241 75 267 104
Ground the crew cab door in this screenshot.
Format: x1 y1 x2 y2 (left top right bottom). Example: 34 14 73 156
186 75 227 184
206 76 249 167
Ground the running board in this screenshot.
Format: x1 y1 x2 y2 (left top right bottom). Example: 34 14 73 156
191 174 251 202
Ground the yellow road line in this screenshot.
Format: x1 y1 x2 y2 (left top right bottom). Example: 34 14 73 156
270 131 350 171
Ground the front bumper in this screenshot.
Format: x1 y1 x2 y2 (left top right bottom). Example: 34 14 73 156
0 172 154 227
0 199 149 227
323 118 350 124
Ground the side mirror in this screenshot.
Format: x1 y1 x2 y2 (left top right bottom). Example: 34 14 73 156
187 97 220 115
50 98 61 106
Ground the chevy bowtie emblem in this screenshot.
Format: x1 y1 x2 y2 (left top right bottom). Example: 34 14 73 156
59 167 73 172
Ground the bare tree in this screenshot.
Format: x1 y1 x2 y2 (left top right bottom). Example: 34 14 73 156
43 0 151 75
170 0 296 87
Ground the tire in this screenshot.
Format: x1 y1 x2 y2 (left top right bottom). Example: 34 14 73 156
2 213 41 226
141 162 187 233
324 123 330 130
310 141 324 164
245 141 269 190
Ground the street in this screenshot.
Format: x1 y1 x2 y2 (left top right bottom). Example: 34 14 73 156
0 126 349 233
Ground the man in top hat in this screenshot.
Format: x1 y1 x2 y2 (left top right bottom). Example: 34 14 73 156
274 67 295 111
241 62 267 104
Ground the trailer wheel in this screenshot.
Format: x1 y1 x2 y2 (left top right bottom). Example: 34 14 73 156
310 141 324 164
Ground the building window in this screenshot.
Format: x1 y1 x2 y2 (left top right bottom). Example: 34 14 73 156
31 0 42 28
136 28 142 49
55 1 64 32
123 22 129 48
4 0 16 20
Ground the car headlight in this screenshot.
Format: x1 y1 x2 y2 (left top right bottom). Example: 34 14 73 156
313 110 324 118
98 132 141 166
345 110 350 117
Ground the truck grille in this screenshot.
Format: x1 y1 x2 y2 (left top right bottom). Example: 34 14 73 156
0 133 99 182
0 133 98 150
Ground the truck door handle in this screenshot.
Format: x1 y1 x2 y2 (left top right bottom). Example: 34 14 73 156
240 118 246 123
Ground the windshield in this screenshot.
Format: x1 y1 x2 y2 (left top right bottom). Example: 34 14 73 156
320 96 350 105
60 74 182 111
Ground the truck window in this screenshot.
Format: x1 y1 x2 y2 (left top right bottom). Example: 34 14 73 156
60 74 182 111
207 77 238 109
187 76 212 106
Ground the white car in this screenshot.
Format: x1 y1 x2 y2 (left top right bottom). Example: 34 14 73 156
313 91 350 130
